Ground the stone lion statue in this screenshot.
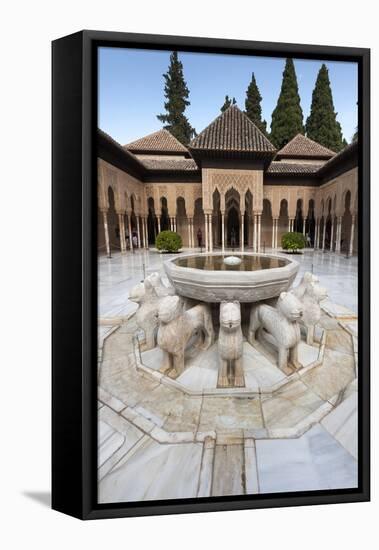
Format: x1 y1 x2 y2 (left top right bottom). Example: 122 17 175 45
129 278 160 350
218 301 244 388
291 272 328 345
248 291 303 372
157 295 214 377
128 272 177 350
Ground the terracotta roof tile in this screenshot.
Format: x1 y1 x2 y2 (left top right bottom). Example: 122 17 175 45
189 105 276 153
277 134 335 159
125 129 189 153
267 161 321 175
139 158 198 171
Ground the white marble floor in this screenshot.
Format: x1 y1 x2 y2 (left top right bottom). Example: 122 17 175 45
97 247 358 503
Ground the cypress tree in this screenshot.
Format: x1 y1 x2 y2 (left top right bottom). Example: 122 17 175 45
221 95 236 112
245 73 267 134
270 59 304 149
157 52 196 144
305 64 344 151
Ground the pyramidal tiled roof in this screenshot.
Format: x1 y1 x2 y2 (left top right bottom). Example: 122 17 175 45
189 105 276 154
277 134 335 159
125 129 189 154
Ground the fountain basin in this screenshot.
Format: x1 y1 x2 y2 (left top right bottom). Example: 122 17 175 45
164 253 299 303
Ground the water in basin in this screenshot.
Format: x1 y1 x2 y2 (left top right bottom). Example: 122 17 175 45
173 254 288 271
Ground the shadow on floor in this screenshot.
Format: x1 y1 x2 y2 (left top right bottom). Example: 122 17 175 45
22 491 51 508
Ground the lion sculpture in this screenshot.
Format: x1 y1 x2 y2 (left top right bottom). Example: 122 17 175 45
292 272 328 345
157 295 214 377
248 291 303 372
128 277 161 350
218 301 244 388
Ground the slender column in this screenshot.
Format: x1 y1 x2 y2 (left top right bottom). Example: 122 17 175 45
157 215 161 234
142 217 147 248
137 216 142 248
204 214 209 251
314 219 319 250
127 214 133 250
288 218 291 232
221 212 225 252
321 219 326 251
330 218 335 252
191 219 195 249
349 215 356 256
209 214 213 252
335 217 342 253
102 209 111 258
118 213 126 253
271 219 275 249
257 214 262 252
187 218 192 248
241 212 244 252
303 219 306 236
145 218 149 248
253 214 257 252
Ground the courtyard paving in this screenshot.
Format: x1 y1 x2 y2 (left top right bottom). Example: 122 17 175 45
97 248 358 503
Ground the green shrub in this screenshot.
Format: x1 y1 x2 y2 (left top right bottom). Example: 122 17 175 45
155 230 182 253
281 231 306 252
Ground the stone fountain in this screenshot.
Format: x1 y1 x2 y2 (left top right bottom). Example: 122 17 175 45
128 252 331 389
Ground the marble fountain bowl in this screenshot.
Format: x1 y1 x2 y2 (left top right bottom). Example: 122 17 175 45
164 253 299 303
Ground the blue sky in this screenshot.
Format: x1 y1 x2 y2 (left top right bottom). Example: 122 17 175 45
98 47 358 146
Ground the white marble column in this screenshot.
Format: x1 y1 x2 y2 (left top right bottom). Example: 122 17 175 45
191 219 195 248
137 216 142 248
288 218 291 232
271 219 275 249
144 217 149 248
273 218 278 249
253 214 257 252
209 214 213 252
314 219 319 250
221 212 225 253
349 215 356 256
303 219 306 236
102 209 111 257
257 214 262 252
205 214 209 251
157 215 161 234
330 218 335 252
141 217 146 249
187 218 192 248
241 212 244 252
127 214 133 250
118 213 126 253
321 219 326 251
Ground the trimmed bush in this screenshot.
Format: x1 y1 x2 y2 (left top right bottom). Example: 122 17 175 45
155 230 182 253
281 231 306 253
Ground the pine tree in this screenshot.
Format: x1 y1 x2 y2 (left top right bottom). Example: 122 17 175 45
221 95 236 112
305 64 344 151
270 59 304 149
157 52 196 144
245 73 267 134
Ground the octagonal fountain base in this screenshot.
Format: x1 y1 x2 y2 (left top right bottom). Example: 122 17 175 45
164 252 299 302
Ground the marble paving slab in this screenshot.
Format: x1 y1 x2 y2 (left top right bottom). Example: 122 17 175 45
255 424 358 494
99 438 203 503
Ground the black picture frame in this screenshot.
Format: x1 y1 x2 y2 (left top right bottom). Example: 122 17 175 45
52 30 370 520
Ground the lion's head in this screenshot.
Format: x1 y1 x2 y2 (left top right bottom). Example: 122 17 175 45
158 295 182 323
278 292 303 321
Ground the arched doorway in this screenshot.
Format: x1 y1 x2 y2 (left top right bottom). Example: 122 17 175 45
160 197 170 231
306 199 315 246
147 197 157 244
176 197 187 244
225 188 240 247
294 199 303 233
278 199 289 246
227 206 240 247
261 199 273 250
193 198 205 248
341 191 352 254
108 186 120 251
